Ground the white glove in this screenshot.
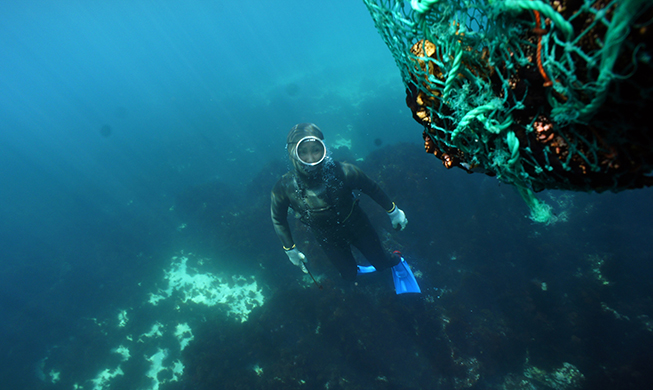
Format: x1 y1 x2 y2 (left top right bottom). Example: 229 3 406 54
388 205 408 231
285 248 308 273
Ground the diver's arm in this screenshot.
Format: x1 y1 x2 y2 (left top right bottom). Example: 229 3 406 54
270 180 295 249
341 162 394 212
271 180 308 273
341 162 408 230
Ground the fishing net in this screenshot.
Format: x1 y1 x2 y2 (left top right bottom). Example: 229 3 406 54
363 0 653 222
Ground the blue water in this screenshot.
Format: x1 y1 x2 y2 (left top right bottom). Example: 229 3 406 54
1 1 652 390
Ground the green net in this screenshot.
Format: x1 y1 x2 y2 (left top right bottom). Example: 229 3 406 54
364 0 653 222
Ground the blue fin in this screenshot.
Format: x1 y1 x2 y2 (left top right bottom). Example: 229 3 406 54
392 257 421 294
357 265 377 275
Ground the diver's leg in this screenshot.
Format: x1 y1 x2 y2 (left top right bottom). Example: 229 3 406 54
314 232 358 281
348 208 400 271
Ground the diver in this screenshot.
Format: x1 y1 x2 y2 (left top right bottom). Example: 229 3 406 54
270 123 420 294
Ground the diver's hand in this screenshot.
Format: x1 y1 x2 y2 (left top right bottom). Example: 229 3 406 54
285 248 308 273
388 206 408 231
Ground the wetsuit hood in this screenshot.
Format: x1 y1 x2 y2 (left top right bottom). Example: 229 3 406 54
287 123 326 176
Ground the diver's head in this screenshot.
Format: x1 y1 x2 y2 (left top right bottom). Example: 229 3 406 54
287 123 327 176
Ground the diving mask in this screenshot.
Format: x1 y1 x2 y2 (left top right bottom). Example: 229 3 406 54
294 136 327 166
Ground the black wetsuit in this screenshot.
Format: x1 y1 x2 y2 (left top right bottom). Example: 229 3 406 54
271 160 399 280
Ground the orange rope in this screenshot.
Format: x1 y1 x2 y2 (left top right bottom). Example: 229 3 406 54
533 10 553 87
